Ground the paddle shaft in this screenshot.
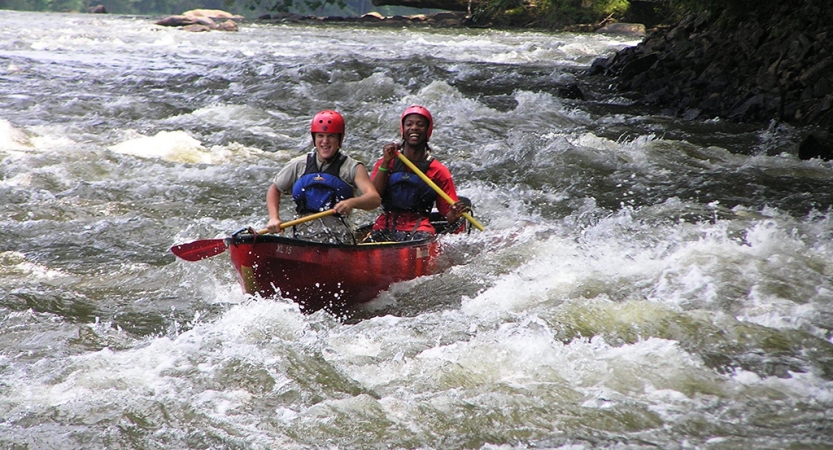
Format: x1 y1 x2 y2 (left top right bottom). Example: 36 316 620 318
274 209 337 232
170 209 336 261
238 208 340 235
396 153 485 231
226 209 338 236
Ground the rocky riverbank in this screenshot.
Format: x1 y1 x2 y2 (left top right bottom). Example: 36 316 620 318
588 7 833 134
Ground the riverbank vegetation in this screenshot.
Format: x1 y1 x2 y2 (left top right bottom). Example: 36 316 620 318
0 0 682 27
3 0 828 32
0 0 435 17
0 0 237 15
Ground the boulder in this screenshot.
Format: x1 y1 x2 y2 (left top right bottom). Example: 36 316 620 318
156 15 200 27
87 4 106 13
156 9 241 31
596 22 646 37
589 9 833 129
182 24 213 32
798 133 833 161
361 12 384 21
216 20 239 31
558 83 585 100
182 9 244 20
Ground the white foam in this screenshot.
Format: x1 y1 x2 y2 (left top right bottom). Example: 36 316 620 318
0 251 68 282
0 119 33 151
109 130 214 163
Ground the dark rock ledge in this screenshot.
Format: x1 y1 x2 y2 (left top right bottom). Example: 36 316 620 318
588 8 833 159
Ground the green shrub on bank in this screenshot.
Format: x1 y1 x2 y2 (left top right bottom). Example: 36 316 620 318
0 0 82 11
470 0 632 28
473 0 830 29
0 0 246 15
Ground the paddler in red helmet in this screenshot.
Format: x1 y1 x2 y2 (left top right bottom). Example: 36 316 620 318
368 105 468 242
266 110 380 243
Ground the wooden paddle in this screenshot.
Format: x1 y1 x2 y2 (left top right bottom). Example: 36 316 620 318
170 209 337 261
396 153 485 231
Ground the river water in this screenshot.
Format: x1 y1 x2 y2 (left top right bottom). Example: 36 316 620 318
2 10 833 449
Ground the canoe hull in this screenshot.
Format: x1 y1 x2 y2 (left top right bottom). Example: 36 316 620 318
226 233 441 312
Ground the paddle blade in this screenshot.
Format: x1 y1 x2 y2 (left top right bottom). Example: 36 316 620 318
170 210 336 262
170 239 227 261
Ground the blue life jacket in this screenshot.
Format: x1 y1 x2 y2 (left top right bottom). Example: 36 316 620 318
382 158 437 214
292 152 353 214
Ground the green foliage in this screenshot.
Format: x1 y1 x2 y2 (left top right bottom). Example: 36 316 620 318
302 0 348 13
0 0 248 14
239 0 284 13
549 0 630 23
51 0 83 9
0 0 78 10
0 0 51 10
471 0 523 23
592 0 629 17
470 0 829 29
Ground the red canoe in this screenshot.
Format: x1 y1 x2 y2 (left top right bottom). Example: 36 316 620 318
170 197 476 314
225 226 454 313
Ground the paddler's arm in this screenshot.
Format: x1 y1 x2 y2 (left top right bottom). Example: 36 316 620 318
371 142 398 196
266 184 284 233
334 165 381 215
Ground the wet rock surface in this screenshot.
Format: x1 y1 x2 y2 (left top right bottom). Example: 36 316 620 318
589 7 833 132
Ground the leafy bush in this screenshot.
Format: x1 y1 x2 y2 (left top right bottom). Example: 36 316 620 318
469 0 630 27
535 0 631 28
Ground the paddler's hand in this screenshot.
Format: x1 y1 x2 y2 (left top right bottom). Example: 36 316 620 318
382 142 399 164
266 217 284 233
333 200 352 216
446 201 469 223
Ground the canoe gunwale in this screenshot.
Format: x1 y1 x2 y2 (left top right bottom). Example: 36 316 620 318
224 229 438 250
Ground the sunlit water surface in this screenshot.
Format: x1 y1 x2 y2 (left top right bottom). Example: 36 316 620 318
1 10 832 449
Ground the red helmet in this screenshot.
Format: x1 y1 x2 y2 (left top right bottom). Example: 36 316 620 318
311 110 345 143
400 105 433 142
